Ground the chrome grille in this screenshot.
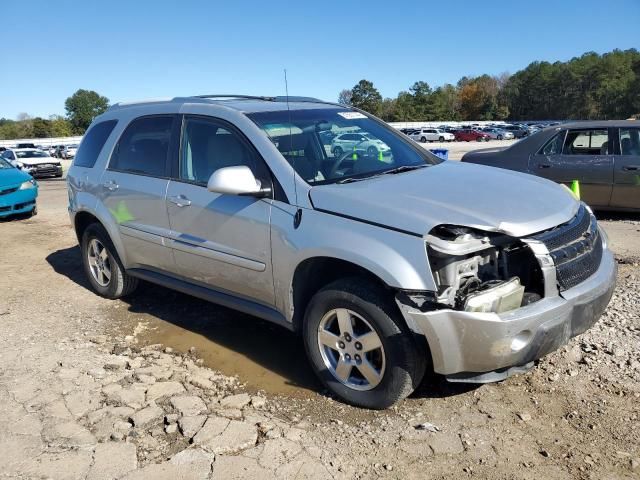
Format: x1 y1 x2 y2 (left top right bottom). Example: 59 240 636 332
529 204 603 291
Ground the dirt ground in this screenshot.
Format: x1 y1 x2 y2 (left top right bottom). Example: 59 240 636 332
0 178 638 479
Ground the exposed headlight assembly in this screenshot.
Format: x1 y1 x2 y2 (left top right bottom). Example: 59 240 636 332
427 225 541 314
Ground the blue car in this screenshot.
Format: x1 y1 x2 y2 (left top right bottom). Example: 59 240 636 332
0 156 38 218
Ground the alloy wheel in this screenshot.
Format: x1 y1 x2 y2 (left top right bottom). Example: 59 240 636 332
317 308 386 391
87 238 112 287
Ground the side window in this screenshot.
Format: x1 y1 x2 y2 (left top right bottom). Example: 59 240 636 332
563 129 609 155
109 116 173 176
180 117 264 185
620 128 640 156
539 131 566 156
74 120 117 168
4 151 15 160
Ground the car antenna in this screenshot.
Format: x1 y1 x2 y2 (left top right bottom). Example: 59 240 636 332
284 68 302 228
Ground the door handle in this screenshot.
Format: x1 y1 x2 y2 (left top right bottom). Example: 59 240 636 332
622 166 639 171
538 164 552 169
168 195 191 207
103 180 119 191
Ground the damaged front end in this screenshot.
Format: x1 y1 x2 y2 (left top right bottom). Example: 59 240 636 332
425 225 544 314
394 218 616 382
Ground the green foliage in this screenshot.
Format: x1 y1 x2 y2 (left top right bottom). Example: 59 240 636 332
0 115 73 140
350 80 383 116
341 49 640 121
65 89 110 134
504 49 640 120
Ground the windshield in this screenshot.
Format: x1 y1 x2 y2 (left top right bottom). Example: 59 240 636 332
16 150 49 158
248 108 440 185
0 157 13 169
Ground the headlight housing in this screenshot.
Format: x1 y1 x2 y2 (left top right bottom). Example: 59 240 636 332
19 179 37 190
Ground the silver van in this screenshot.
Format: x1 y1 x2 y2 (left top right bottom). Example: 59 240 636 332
67 95 616 409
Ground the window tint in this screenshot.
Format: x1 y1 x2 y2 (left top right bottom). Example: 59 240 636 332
539 131 565 155
563 129 609 155
620 128 640 156
180 117 264 185
109 116 172 176
74 120 117 168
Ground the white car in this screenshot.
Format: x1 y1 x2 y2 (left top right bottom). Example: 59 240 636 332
1 148 63 177
480 128 515 140
409 128 455 143
330 132 391 158
62 144 78 158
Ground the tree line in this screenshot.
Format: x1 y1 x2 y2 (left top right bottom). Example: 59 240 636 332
0 89 109 140
340 49 640 122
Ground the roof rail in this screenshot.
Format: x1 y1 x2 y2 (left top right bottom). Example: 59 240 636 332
193 94 276 101
273 96 323 103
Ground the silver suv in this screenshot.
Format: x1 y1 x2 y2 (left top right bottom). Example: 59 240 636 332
67 95 616 409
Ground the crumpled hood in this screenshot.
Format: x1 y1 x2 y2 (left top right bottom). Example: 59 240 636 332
0 167 31 187
310 161 579 238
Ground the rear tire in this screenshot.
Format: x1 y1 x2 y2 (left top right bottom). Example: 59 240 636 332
438 136 444 142
332 146 343 158
420 137 427 143
303 277 426 409
81 223 138 299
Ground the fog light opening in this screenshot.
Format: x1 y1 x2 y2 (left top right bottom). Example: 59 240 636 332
511 330 532 352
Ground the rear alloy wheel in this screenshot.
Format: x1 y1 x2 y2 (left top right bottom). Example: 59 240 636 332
367 146 378 157
82 223 138 299
497 134 503 140
420 137 427 143
303 278 426 409
333 146 343 158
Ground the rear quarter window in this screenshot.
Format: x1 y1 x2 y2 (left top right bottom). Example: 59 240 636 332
74 120 118 168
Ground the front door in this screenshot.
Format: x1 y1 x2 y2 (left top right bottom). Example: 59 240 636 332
529 128 614 208
165 115 274 306
99 115 177 272
611 126 640 210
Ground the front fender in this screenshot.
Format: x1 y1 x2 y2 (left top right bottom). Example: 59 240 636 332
270 205 435 322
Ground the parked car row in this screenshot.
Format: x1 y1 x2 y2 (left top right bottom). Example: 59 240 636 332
398 122 563 143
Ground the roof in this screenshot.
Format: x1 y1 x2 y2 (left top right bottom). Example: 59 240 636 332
108 95 345 114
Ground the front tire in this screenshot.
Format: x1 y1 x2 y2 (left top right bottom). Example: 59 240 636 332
303 278 426 409
81 223 138 299
438 136 444 142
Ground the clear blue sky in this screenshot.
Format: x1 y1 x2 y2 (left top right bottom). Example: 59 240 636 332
1 0 638 119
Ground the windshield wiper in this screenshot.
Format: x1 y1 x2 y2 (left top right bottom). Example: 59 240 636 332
335 164 427 184
380 164 427 175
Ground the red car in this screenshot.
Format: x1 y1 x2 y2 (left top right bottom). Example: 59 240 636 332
454 129 491 142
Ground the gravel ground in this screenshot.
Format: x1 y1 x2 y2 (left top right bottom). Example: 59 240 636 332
0 179 638 479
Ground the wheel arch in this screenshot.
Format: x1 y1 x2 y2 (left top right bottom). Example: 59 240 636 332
73 207 128 267
290 256 397 333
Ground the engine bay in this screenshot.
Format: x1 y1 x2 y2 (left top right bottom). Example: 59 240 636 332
427 225 544 313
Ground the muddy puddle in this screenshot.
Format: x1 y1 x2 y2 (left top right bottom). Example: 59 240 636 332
106 281 320 398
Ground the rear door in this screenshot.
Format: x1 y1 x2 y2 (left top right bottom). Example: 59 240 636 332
99 115 178 273
611 126 640 209
165 115 275 306
529 128 614 208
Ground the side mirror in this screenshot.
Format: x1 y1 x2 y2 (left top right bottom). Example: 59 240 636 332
207 165 271 198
